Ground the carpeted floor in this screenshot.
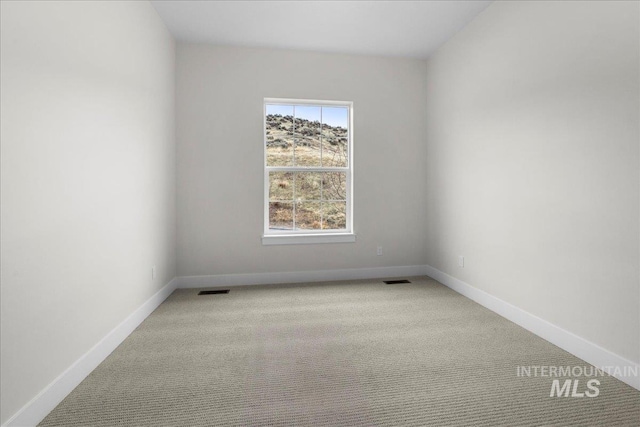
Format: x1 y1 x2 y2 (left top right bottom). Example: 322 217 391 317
40 276 639 426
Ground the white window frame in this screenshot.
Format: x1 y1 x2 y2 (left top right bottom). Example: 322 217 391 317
262 98 355 245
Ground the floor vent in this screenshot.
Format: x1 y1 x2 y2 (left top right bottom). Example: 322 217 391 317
198 290 230 295
384 280 411 284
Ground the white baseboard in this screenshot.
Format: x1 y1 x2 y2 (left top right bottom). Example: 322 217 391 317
3 278 179 427
424 265 640 391
177 265 429 288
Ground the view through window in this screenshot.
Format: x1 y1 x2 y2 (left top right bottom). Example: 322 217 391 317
264 99 352 234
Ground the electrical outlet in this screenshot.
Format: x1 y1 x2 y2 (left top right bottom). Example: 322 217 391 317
458 256 464 268
152 265 156 280
377 246 383 256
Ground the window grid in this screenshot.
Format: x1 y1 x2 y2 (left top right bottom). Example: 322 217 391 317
264 98 352 235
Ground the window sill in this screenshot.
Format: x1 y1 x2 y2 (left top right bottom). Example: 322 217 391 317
262 233 356 246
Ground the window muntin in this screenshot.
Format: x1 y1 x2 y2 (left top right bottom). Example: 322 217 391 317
264 99 352 235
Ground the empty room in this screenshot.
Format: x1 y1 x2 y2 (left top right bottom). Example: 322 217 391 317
1 0 639 426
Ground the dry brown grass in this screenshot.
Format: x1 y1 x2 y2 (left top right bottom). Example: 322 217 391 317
268 201 346 230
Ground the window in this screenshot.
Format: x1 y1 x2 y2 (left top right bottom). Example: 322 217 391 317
262 98 355 245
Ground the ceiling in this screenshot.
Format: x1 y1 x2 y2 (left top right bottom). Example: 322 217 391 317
151 1 492 58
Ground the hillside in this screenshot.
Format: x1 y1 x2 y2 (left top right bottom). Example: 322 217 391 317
266 114 348 167
266 114 348 230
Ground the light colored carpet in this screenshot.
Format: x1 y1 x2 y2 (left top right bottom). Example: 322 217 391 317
40 276 639 426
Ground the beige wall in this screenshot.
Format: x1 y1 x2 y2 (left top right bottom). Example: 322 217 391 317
0 1 176 423
176 45 428 276
425 1 640 363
